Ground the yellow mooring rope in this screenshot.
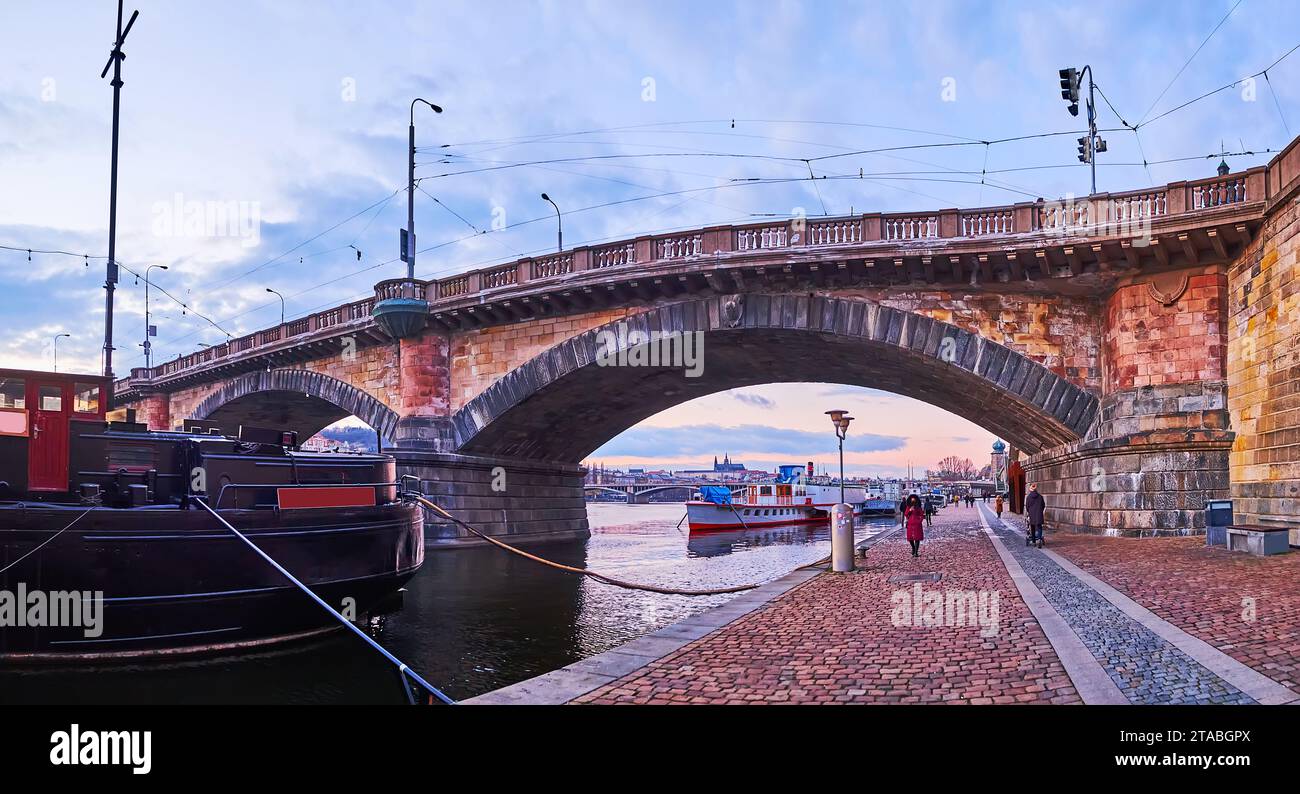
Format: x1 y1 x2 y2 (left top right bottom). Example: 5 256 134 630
412 495 761 596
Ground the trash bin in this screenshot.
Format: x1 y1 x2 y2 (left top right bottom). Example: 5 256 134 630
1206 500 1233 546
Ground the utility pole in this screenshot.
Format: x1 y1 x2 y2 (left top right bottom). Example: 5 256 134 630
100 0 140 379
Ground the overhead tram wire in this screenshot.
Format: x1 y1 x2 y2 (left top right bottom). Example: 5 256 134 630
416 185 525 258
0 244 236 341
190 187 403 293
1137 42 1300 129
1138 0 1246 126
433 117 988 151
1264 70 1292 136
439 142 1047 198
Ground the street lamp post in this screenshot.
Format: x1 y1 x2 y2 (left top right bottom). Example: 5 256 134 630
825 409 854 503
52 333 70 372
406 98 442 290
265 287 285 326
143 264 167 369
825 409 855 572
541 193 562 253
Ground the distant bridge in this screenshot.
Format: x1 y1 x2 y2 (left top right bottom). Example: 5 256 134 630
584 482 746 503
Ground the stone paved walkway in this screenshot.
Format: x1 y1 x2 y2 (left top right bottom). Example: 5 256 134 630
980 506 1256 705
473 501 1300 705
1044 525 1300 694
574 507 1081 704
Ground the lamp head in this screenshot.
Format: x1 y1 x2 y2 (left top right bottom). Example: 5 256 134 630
541 192 551 201
825 409 847 424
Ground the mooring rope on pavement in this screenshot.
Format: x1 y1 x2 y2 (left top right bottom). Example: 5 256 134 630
413 495 761 596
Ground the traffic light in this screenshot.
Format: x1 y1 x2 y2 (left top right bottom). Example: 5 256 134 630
1059 67 1080 116
1077 135 1093 164
1095 137 1107 153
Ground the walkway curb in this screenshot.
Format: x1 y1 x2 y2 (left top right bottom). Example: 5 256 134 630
464 526 901 705
1040 545 1300 706
976 506 1129 705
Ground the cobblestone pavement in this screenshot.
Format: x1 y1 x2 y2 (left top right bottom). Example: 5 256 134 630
982 506 1255 704
1043 527 1300 693
575 507 1081 704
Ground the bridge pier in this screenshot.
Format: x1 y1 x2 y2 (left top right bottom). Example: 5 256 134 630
1026 381 1232 536
391 446 590 548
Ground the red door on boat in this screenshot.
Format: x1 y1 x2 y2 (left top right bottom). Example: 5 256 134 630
28 378 70 491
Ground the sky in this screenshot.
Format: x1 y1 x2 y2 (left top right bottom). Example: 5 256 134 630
1 0 1296 477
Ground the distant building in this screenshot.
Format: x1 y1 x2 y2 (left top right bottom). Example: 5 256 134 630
990 440 1007 493
675 453 752 481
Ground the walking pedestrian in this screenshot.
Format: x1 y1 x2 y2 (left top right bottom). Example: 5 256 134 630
924 495 935 528
1025 483 1045 548
995 494 1004 519
903 494 925 557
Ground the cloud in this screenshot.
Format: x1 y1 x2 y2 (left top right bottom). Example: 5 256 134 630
592 423 906 459
732 392 775 409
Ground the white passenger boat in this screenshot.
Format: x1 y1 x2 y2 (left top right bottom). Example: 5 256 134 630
685 465 870 532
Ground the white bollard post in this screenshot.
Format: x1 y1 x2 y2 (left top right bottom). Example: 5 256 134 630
831 503 855 572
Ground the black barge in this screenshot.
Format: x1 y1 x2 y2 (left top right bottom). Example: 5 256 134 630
0 368 423 661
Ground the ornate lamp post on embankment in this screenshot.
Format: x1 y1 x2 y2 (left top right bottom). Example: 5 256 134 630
826 409 855 572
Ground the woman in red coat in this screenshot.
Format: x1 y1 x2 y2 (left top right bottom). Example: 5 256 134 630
902 494 925 557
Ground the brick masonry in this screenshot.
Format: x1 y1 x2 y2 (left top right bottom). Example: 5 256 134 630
1023 265 1235 536
1103 269 1227 392
1228 190 1300 538
133 391 170 431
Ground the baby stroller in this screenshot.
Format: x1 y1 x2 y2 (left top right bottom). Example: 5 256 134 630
1024 520 1044 548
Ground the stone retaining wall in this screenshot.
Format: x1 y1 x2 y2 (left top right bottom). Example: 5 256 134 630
393 449 590 547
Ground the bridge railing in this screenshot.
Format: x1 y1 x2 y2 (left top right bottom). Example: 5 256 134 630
116 137 1300 391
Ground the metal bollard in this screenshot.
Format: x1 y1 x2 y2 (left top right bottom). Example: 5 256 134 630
831 503 855 572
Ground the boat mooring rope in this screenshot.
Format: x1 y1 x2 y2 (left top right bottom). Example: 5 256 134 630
0 508 91 575
194 498 455 705
413 495 761 596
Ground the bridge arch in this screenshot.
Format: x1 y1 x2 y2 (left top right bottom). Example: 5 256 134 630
192 368 400 442
452 294 1099 462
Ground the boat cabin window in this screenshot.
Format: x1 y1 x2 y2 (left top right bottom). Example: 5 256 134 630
73 382 100 414
39 385 63 411
0 377 25 409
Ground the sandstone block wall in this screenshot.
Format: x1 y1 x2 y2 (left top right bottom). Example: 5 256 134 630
1228 190 1300 538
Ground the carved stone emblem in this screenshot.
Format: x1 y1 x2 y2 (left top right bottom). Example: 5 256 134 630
1147 273 1189 307
722 294 745 328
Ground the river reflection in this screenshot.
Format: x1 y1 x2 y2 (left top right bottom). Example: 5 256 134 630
0 503 893 704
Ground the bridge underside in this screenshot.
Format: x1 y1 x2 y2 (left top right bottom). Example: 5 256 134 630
452 296 1097 463
200 390 355 442
458 329 1078 462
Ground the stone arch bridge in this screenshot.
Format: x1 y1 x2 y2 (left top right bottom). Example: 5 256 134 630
114 138 1300 546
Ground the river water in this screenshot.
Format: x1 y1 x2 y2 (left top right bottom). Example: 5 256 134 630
0 503 895 704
